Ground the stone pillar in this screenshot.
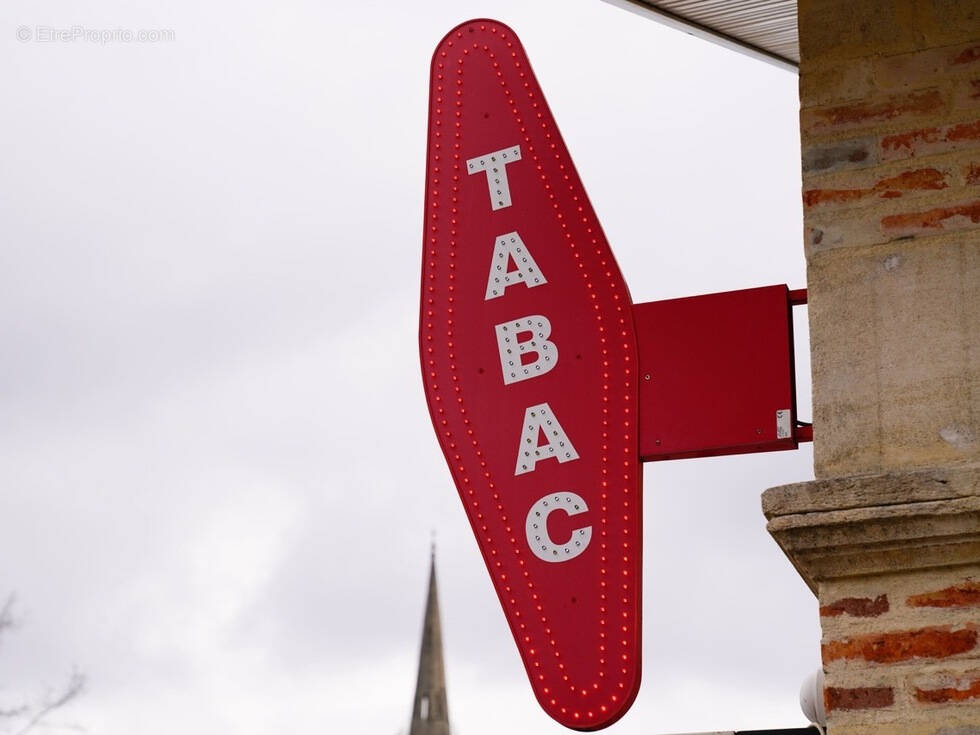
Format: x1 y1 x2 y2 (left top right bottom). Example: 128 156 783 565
765 468 980 733
764 1 980 732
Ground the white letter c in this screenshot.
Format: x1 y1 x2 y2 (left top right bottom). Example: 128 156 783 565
525 492 592 563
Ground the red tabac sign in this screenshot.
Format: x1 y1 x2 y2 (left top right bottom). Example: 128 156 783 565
419 19 643 730
419 17 813 733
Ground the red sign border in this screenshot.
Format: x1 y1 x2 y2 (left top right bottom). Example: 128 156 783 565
419 19 643 730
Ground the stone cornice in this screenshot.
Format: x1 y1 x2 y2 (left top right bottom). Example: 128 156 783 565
762 465 980 594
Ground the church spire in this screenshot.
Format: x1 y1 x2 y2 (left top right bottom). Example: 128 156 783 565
408 543 450 735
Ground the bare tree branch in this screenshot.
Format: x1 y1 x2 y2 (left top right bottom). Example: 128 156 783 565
0 596 16 639
11 670 85 735
0 596 85 735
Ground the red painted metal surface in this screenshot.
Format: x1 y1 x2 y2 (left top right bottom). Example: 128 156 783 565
419 19 642 731
635 286 802 461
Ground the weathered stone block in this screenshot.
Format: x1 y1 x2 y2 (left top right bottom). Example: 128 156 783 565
798 0 928 67
807 237 980 477
953 78 980 111
874 41 980 92
802 58 875 106
918 1 980 48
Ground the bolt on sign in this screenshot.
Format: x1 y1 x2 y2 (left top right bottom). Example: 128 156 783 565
420 19 811 732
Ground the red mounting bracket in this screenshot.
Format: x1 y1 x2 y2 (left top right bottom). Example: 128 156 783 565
635 284 811 462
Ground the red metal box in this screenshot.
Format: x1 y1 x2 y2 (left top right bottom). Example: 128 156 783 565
634 285 800 461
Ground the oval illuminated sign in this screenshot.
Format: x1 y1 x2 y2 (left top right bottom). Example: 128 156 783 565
419 19 642 730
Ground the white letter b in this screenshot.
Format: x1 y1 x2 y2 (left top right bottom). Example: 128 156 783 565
494 315 558 385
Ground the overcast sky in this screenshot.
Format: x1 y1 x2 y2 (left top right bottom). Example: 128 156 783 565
1 1 820 734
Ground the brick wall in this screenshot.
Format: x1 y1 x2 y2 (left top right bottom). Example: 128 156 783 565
762 465 980 734
819 567 980 734
793 3 980 733
798 0 980 478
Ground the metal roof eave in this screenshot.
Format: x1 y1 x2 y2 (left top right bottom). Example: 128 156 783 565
602 0 799 74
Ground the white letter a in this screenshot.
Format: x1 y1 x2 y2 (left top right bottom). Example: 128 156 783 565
515 402 579 475
485 232 547 300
